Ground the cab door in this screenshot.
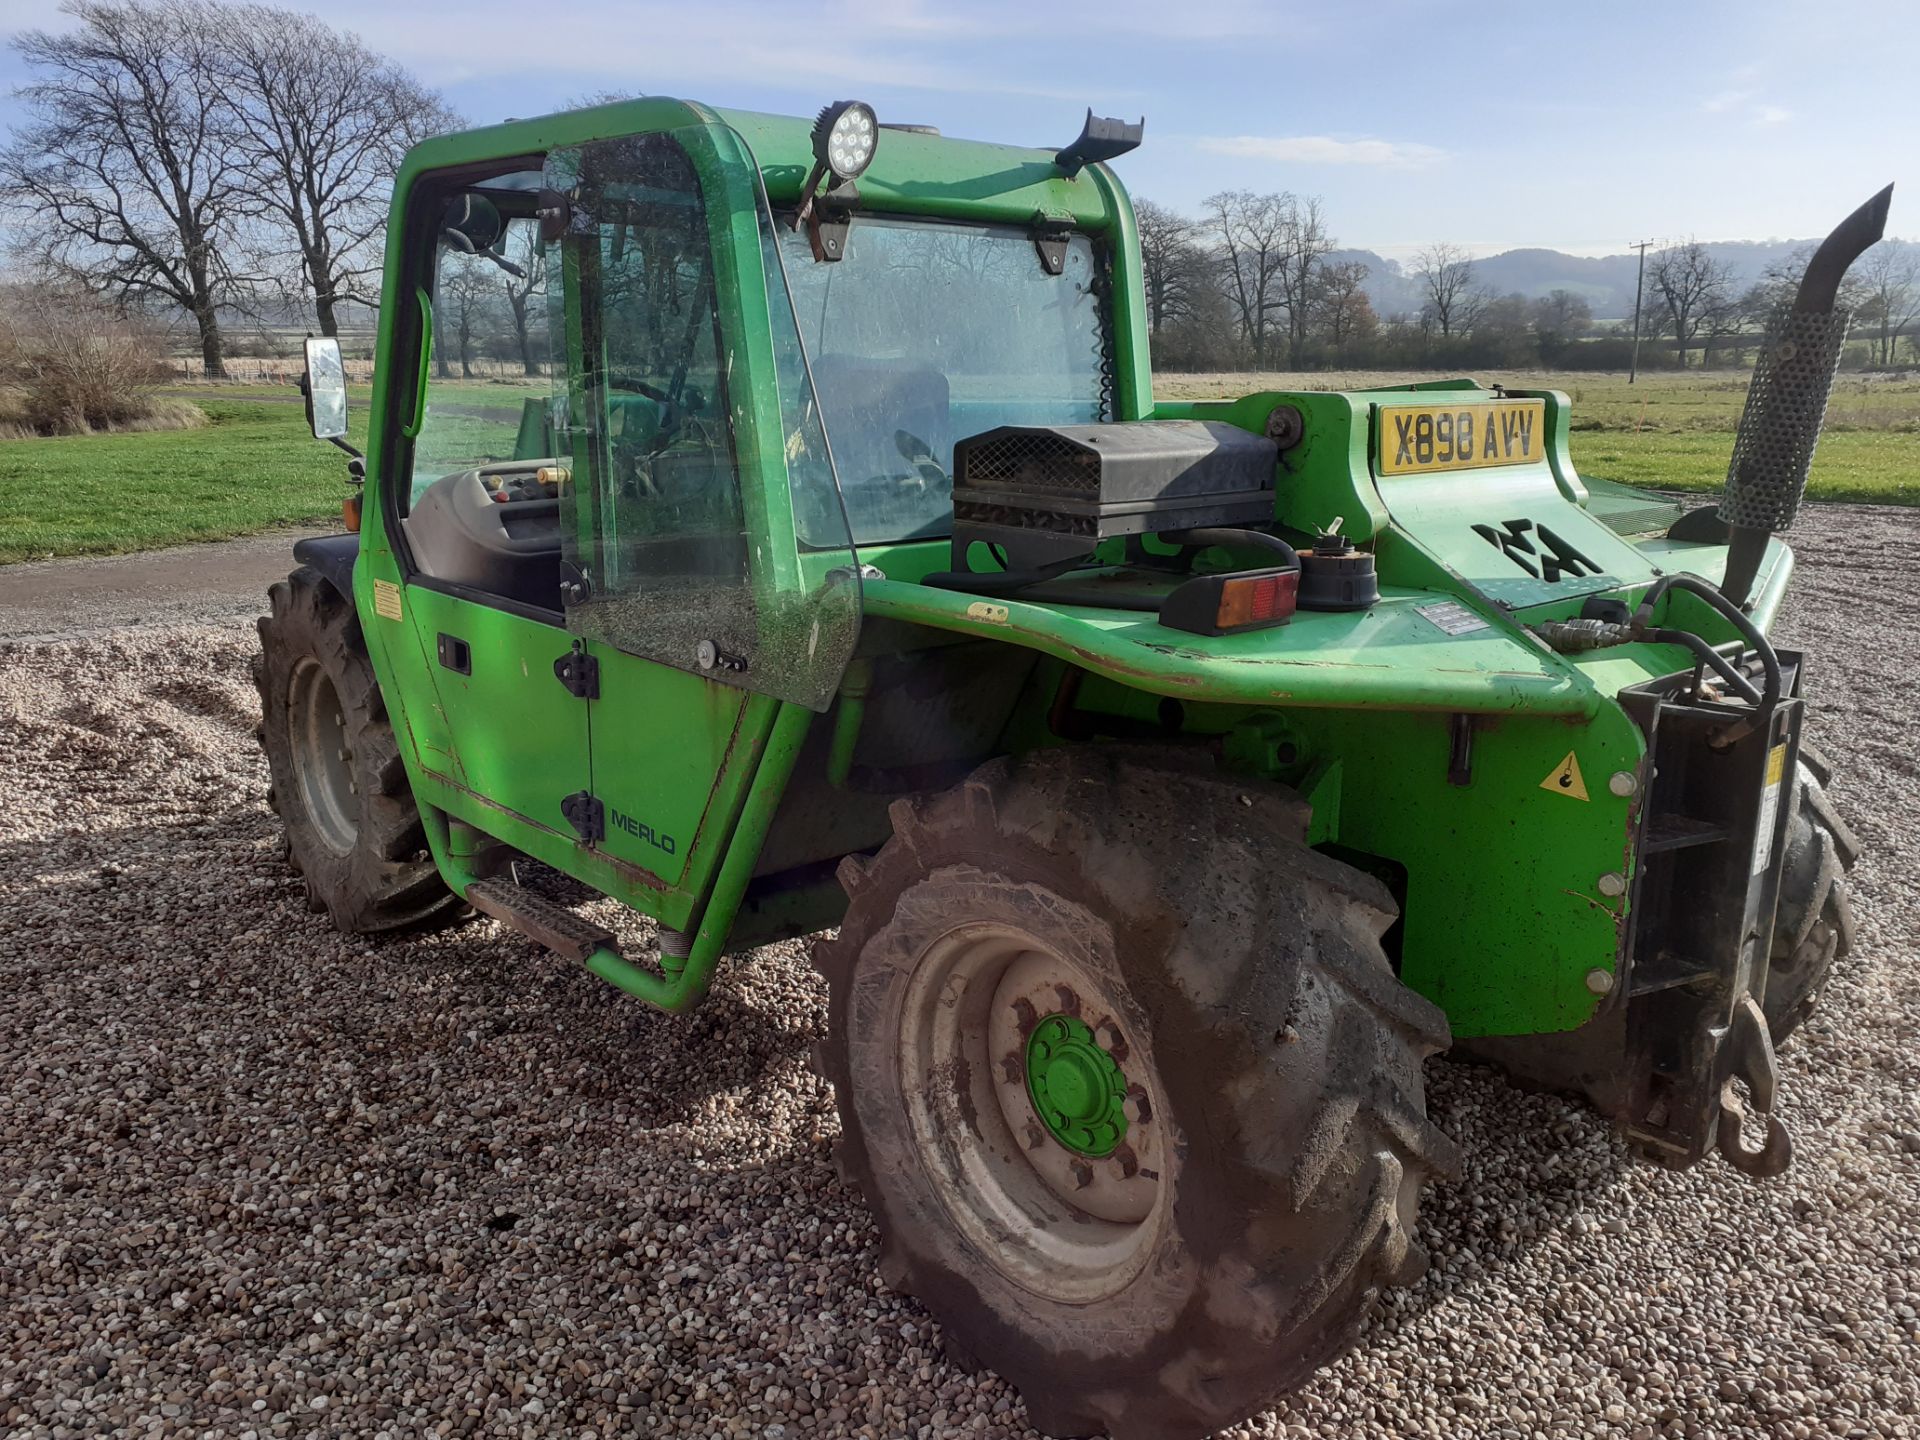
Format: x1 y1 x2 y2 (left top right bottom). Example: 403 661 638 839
545 121 859 911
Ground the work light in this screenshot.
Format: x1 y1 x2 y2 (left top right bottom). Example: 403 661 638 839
813 101 878 183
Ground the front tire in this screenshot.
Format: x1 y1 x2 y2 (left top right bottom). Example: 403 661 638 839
813 750 1459 1440
254 567 463 933
1765 745 1860 1042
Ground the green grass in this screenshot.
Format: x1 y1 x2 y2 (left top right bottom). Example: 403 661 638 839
1161 368 1920 505
0 397 355 564
4 370 1915 565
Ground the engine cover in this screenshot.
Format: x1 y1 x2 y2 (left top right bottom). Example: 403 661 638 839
950 420 1278 569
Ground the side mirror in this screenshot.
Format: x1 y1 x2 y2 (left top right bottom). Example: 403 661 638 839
303 336 349 441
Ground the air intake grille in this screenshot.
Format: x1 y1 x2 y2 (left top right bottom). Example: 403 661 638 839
959 432 1102 495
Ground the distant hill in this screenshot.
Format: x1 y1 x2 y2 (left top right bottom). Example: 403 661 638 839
1334 239 1821 322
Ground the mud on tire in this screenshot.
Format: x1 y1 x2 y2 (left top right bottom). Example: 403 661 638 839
813 749 1460 1440
1766 744 1860 1042
254 566 463 934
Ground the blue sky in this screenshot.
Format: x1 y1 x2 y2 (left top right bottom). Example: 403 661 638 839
2 0 1912 260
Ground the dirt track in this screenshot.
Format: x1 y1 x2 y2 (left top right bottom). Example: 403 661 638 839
2 506 1917 1438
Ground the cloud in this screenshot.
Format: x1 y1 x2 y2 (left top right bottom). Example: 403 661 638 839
1699 68 1791 128
1196 134 1446 168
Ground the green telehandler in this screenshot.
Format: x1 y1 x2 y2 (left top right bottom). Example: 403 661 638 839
257 95 1885 1438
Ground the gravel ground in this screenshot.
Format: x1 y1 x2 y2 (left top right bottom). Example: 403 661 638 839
3 503 1918 1440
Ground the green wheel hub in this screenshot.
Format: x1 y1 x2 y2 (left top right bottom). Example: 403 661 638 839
1025 1014 1129 1157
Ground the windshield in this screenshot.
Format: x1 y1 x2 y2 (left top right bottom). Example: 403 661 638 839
778 215 1109 545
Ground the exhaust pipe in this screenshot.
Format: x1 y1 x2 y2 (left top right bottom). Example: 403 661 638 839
1719 184 1894 608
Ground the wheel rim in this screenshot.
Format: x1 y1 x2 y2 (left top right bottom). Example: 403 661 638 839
287 658 358 854
897 923 1166 1305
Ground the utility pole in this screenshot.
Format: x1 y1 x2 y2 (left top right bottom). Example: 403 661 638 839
1628 239 1654 384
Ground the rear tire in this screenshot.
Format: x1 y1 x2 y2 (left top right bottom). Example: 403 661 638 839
1765 746 1860 1042
254 567 464 933
813 749 1459 1440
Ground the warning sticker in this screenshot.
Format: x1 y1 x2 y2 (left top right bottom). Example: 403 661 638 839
1540 751 1589 801
1753 743 1788 876
372 579 403 622
1415 599 1491 636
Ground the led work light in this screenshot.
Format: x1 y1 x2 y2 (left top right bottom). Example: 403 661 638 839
813 100 878 182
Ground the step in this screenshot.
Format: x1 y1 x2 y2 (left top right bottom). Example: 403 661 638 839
467 877 617 965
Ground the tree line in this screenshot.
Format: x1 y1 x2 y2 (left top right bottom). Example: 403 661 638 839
5 6 1915 384
1138 194 1920 373
0 0 456 378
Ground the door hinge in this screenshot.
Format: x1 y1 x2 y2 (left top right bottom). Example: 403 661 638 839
559 560 592 607
554 640 599 699
560 790 604 843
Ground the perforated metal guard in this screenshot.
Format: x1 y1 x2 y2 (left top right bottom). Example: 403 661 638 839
961 432 1102 494
1718 308 1850 532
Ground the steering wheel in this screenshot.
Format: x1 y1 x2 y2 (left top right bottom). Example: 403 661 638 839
603 372 672 405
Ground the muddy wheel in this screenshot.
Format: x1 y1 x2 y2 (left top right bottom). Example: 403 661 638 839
813 749 1459 1440
1765 746 1860 1042
254 566 463 933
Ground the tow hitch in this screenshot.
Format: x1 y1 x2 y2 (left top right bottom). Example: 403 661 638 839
1715 996 1791 1177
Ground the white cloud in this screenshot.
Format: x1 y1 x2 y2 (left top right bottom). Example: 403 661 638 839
1753 104 1793 127
1701 88 1753 114
1196 134 1446 168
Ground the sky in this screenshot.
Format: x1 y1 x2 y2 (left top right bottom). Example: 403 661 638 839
1 0 1913 261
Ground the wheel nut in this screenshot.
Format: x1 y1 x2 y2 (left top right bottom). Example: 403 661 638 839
999 1051 1025 1085
1112 1143 1140 1179
1024 1121 1046 1150
1123 1086 1152 1127
1053 984 1082 1016
1010 996 1038 1031
1093 1020 1126 1057
1070 1160 1094 1190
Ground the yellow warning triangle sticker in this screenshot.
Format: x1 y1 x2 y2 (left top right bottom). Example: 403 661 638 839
1541 751 1589 801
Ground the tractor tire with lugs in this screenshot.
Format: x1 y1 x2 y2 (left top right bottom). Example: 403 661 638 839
812 749 1460 1440
1765 745 1860 1042
254 566 463 933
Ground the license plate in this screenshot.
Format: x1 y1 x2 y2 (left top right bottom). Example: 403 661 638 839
1376 399 1546 477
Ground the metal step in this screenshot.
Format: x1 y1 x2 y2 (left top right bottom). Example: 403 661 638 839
467 877 616 965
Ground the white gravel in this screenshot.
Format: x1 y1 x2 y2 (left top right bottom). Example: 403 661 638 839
2 503 1917 1439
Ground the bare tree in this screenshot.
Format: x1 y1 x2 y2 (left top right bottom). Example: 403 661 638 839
0 1 256 376
1649 240 1736 369
1134 199 1208 338
1310 259 1373 357
1413 242 1485 339
213 4 459 336
435 256 494 378
1272 195 1333 368
1854 240 1920 368
1203 190 1291 365
499 225 548 376
1528 289 1592 354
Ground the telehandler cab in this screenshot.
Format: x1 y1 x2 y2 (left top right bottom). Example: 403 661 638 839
258 95 1885 1438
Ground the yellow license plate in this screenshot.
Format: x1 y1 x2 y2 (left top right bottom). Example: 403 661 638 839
1376 399 1546 476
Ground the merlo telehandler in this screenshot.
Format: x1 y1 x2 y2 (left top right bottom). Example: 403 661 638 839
257 95 1886 1438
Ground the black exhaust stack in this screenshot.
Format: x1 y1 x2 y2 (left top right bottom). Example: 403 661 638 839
1719 184 1894 608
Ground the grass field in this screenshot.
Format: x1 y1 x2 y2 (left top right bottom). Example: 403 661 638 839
0 398 363 564
1161 369 1920 503
1 370 1914 563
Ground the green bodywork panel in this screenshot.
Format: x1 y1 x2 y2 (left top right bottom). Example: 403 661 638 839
339 95 1799 1041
